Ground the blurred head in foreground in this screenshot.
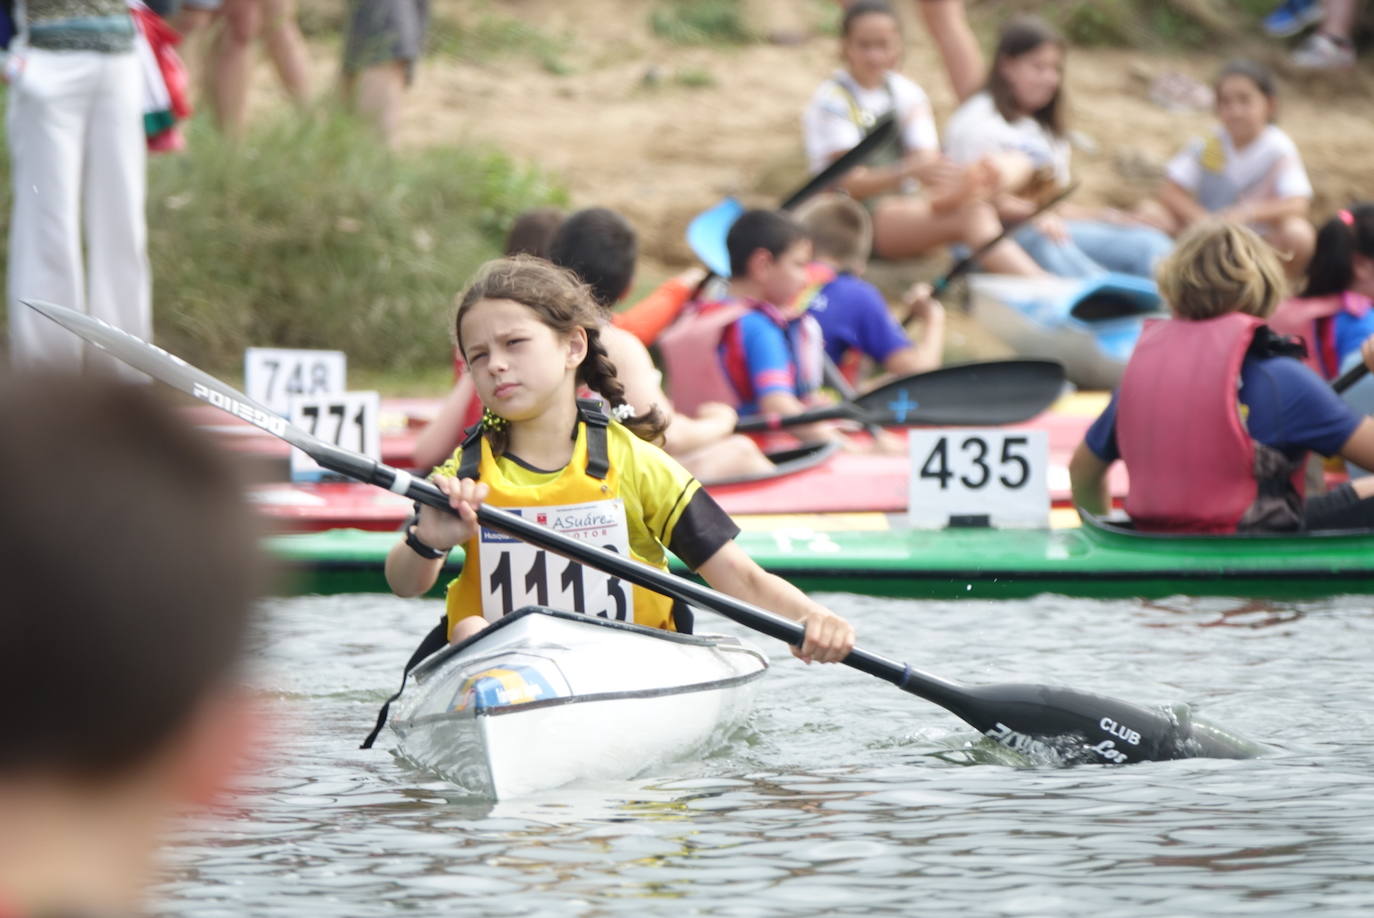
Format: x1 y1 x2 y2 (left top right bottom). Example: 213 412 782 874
0 371 268 916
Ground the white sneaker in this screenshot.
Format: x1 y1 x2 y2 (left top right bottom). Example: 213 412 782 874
1291 32 1356 69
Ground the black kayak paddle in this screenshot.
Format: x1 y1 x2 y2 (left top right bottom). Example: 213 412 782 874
735 358 1066 432
1334 361 1369 393
25 298 1260 766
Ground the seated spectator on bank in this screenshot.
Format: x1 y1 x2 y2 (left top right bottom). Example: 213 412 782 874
943 16 1173 280
802 1 1044 277
1134 60 1315 282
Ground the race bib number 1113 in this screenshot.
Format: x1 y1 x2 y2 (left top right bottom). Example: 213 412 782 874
478 500 633 621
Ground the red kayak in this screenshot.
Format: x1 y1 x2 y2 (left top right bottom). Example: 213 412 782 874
195 392 1129 532
248 438 1133 534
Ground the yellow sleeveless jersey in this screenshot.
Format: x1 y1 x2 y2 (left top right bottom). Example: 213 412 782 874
436 421 705 639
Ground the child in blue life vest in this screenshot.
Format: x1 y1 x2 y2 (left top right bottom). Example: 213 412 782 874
794 193 945 388
661 209 902 450
661 209 839 445
1134 60 1315 282
1069 220 1374 534
386 255 856 662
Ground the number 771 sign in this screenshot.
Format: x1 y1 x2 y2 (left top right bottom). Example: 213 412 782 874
907 429 1049 529
288 391 381 480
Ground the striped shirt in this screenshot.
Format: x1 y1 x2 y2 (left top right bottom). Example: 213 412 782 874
24 0 134 53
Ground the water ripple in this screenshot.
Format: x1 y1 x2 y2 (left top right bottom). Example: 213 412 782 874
152 592 1374 917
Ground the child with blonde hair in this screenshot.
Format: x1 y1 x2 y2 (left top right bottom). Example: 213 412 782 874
1070 220 1374 533
387 256 856 661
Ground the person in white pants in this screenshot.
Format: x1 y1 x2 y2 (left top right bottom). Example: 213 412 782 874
6 0 150 380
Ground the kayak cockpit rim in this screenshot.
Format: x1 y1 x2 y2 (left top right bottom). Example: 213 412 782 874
1079 510 1374 543
408 605 763 681
700 439 841 488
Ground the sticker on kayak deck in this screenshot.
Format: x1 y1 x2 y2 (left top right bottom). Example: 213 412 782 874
244 347 346 415
288 391 381 481
451 661 572 712
907 429 1049 529
478 500 632 622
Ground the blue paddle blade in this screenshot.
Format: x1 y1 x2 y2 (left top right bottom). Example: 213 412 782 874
687 197 744 278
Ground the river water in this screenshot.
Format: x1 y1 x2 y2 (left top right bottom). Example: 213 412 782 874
155 591 1374 916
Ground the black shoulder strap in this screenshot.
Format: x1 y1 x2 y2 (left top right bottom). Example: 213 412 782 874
830 73 905 154
1249 325 1309 361
360 615 450 749
578 398 611 480
457 422 483 480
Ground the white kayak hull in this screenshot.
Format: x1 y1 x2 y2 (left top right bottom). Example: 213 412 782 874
389 606 769 799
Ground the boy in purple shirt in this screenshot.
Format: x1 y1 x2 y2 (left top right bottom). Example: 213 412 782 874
795 195 945 388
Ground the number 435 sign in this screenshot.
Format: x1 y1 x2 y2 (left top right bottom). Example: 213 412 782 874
907 429 1049 529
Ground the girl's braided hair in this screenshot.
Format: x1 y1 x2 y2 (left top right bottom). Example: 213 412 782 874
454 255 667 457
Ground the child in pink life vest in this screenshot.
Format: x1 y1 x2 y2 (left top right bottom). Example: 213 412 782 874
1070 220 1374 533
661 209 836 442
1269 205 1374 380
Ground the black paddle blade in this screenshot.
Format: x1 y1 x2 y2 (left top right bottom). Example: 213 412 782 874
930 681 1262 765
780 112 897 211
854 359 1066 426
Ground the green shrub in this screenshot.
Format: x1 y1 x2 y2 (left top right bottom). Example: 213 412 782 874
0 112 565 376
650 0 754 45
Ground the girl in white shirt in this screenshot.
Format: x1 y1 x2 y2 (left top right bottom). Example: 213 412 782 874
1136 59 1316 281
801 0 1043 276
943 16 1173 280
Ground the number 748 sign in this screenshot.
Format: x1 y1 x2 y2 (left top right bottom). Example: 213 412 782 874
906 429 1049 529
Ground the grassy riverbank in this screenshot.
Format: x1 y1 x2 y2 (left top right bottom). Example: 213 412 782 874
0 110 564 379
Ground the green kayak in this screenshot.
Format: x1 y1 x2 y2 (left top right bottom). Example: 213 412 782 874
267 513 1374 601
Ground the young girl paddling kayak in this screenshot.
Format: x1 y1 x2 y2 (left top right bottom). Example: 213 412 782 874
386 256 856 662
1069 220 1374 533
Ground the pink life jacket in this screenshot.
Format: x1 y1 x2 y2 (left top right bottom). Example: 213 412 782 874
658 300 750 416
1118 313 1299 534
1268 292 1374 379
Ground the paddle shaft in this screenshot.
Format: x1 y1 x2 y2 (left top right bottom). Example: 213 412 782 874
930 182 1079 297
24 298 1244 765
1334 362 1369 393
